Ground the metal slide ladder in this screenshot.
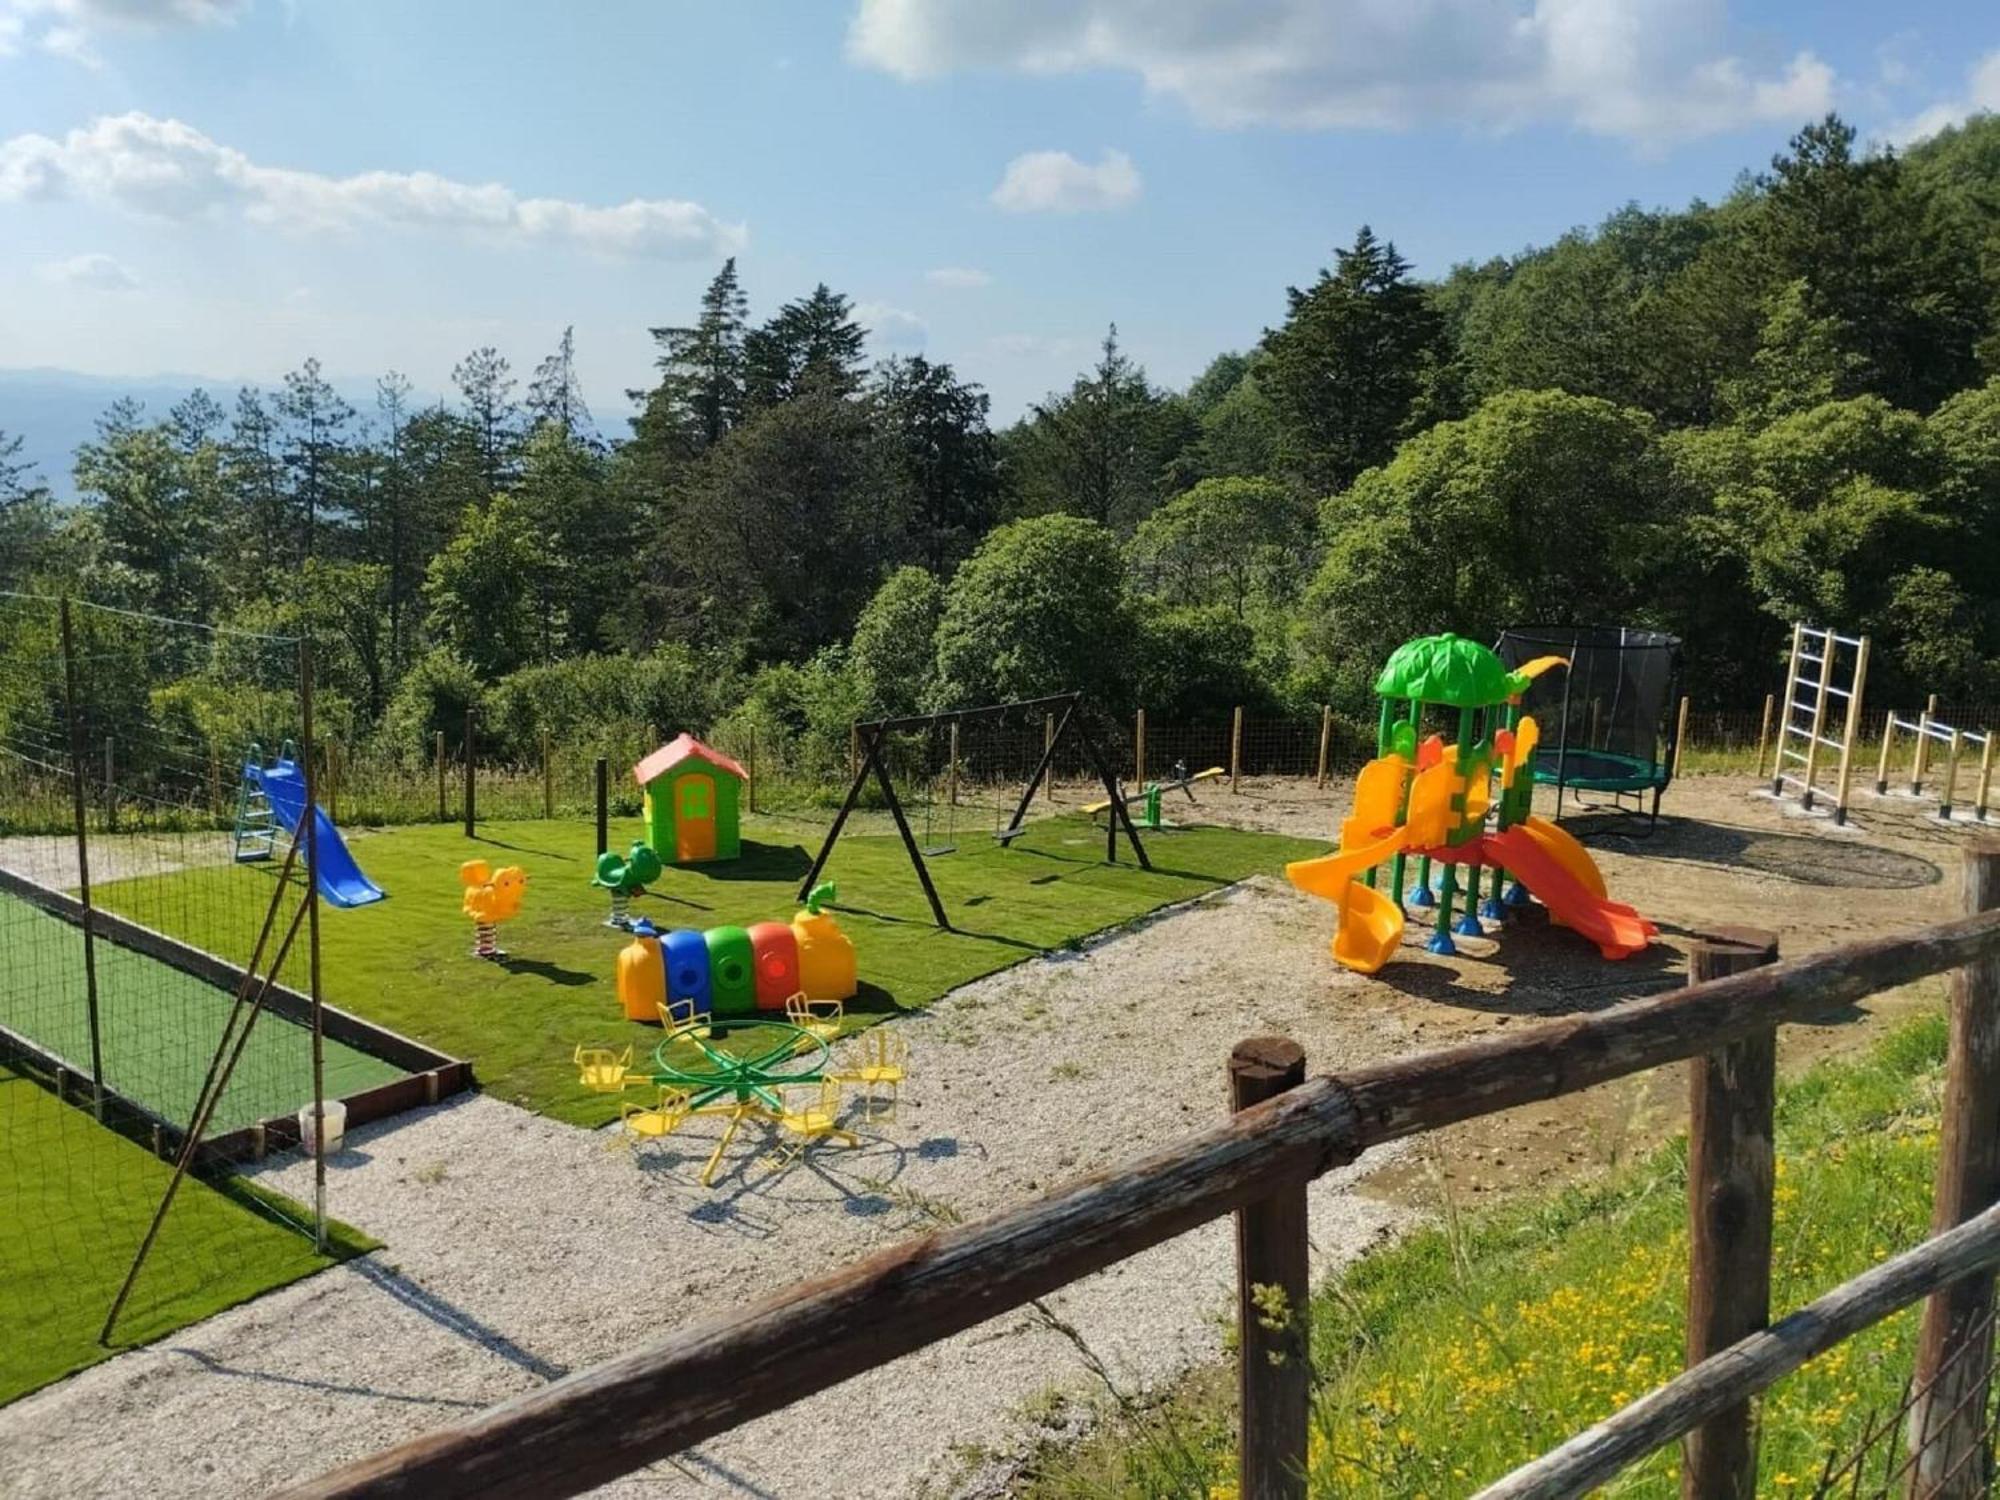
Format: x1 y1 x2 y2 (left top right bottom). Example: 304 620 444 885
232 741 276 863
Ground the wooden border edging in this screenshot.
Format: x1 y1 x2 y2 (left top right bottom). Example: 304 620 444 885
1471 1199 2000 1500
282 909 2000 1500
273 1078 1362 1500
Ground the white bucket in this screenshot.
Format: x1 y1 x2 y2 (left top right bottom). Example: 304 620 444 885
298 1098 347 1156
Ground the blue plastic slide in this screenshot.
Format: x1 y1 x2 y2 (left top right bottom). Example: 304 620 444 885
248 757 386 908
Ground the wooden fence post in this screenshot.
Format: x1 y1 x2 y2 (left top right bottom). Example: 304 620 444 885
1044 713 1055 803
747 727 758 816
1907 839 2000 1499
1941 730 1964 821
462 707 475 838
1684 926 1781 1500
1774 623 1805 794
1802 638 1837 810
594 757 609 858
1755 693 1774 782
849 723 860 780
435 730 446 822
1879 714 1900 796
1134 708 1146 787
1231 705 1245 793
541 731 553 820
1834 635 1871 825
947 721 960 808
1673 695 1691 778
1316 705 1332 790
208 746 221 818
1232 1038 1310 1500
103 736 116 832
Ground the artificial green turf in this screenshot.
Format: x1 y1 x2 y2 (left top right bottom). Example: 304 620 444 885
94 813 1326 1125
0 890 406 1134
0 1061 378 1405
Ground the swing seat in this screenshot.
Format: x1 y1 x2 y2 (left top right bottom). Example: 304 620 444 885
921 843 957 857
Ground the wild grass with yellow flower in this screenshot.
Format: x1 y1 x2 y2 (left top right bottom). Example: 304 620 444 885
1022 1013 1949 1498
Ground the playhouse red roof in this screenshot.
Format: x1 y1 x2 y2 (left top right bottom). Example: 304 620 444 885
633 734 748 787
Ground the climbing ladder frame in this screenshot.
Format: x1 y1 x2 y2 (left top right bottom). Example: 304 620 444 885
1875 710 1995 822
1767 623 1871 825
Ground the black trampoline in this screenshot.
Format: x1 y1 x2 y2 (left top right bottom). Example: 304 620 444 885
1495 626 1683 832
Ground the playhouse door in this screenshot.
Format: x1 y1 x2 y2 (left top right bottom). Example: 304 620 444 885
675 775 716 862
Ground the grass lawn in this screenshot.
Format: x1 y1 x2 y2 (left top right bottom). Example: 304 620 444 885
0 1061 377 1406
0 890 406 1132
1023 1014 1952 1498
92 812 1325 1126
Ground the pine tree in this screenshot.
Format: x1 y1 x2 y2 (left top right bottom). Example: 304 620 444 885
452 345 518 493
637 259 750 453
1008 326 1173 533
274 358 355 559
874 355 1000 573
743 284 867 408
1262 225 1445 494
224 387 288 579
0 429 54 592
526 325 593 438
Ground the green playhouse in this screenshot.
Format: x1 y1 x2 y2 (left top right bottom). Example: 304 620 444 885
635 734 746 865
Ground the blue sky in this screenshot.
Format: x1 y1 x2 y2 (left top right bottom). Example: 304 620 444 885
1 0 1996 442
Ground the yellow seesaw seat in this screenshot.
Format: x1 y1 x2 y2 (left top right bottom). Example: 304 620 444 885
1284 756 1456 974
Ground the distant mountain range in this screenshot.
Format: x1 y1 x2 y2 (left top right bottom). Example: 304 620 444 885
0 367 427 501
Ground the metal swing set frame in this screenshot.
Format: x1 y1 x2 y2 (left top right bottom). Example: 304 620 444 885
797 691 1151 932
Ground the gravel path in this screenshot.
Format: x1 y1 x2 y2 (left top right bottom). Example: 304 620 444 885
0 876 1408 1499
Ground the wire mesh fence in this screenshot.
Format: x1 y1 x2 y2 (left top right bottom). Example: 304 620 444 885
0 592 348 1401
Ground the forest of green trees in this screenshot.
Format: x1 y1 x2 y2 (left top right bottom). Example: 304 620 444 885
3 115 1999 777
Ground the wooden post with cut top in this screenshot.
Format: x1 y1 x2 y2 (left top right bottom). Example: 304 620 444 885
1833 635 1870 824
1683 925 1780 1500
1231 705 1245 793
1316 705 1332 789
1755 693 1774 781
1673 696 1691 778
1232 1037 1310 1500
1907 838 2000 1498
435 730 446 822
462 706 475 838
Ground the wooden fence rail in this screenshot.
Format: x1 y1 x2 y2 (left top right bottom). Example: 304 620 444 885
282 852 2000 1500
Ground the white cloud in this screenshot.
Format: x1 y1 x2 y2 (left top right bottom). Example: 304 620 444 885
925 265 991 288
0 113 746 259
1886 51 2000 145
989 332 1087 359
850 0 1835 143
858 301 927 353
39 250 137 289
1 0 247 65
991 148 1140 213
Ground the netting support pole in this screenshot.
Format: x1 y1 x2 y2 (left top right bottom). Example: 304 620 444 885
302 639 328 1252
1230 705 1244 792
1754 693 1774 782
947 721 960 808
1316 704 1332 789
595 758 609 857
434 730 446 821
59 598 105 1108
1672 695 1690 779
1133 708 1146 787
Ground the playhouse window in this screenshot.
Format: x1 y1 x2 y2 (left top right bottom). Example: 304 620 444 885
678 779 711 819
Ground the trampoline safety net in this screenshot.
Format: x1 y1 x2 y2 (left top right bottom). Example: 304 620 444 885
1495 626 1681 796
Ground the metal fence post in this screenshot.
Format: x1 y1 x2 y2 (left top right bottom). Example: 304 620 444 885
1232 1038 1310 1500
1907 838 2000 1498
1684 927 1780 1500
594 757 609 858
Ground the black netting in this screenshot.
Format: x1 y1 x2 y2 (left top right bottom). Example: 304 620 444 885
1495 626 1681 790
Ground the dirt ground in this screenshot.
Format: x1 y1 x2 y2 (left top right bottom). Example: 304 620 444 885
1187 771 1985 1211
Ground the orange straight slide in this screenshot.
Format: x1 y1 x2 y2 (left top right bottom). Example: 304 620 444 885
1480 826 1656 960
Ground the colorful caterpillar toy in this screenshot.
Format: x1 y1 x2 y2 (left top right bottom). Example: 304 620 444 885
615 881 857 1024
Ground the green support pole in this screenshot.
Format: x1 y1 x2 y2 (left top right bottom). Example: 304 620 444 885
1407 697 1435 908
1365 697 1394 889
1428 706 1476 955
1455 706 1488 938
